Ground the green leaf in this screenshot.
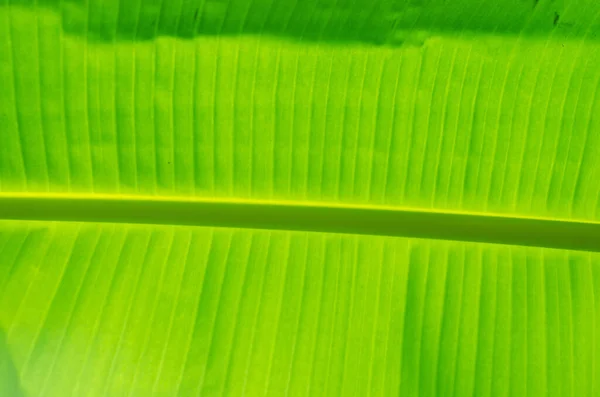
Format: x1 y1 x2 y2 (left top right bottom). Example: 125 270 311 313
1 0 599 396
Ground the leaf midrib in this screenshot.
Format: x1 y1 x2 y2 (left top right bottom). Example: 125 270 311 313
0 193 598 252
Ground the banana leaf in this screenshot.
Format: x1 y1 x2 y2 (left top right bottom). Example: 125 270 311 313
1 0 600 395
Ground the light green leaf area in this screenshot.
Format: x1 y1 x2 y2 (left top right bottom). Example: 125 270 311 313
2 1 600 219
0 221 599 397
1 0 600 396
